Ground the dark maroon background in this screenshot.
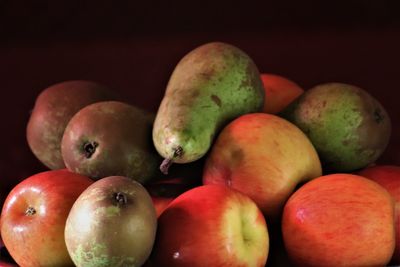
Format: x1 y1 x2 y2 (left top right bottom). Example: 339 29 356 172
0 1 400 265
1 0 400 196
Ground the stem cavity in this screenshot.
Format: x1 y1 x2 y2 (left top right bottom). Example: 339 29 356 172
25 206 36 216
83 141 99 158
113 192 128 206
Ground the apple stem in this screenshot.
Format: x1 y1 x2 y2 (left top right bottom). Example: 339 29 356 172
114 192 128 205
160 146 183 175
83 141 99 158
25 206 36 216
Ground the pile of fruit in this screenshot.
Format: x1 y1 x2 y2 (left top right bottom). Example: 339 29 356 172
0 42 398 267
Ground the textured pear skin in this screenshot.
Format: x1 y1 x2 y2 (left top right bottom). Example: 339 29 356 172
280 83 391 172
61 101 161 183
153 42 264 167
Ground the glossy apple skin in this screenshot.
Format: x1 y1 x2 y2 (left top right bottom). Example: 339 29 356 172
203 113 322 220
260 73 304 114
151 184 269 267
358 165 400 264
282 174 395 267
0 169 93 267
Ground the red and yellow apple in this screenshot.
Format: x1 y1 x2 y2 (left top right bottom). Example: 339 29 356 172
203 113 322 219
260 73 304 114
151 184 269 267
0 169 93 267
358 165 400 264
282 173 395 267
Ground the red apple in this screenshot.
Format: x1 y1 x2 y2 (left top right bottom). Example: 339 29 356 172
0 237 17 267
260 73 304 114
151 184 269 267
358 165 400 264
282 173 395 267
0 261 18 267
0 169 93 267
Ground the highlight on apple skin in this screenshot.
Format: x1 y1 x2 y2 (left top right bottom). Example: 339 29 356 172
282 173 396 267
150 184 269 267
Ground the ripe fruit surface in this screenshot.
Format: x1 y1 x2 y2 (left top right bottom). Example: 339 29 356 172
203 113 322 219
358 165 400 264
260 73 304 114
0 169 93 267
65 176 157 267
282 173 395 267
151 185 269 267
153 42 264 173
280 82 391 172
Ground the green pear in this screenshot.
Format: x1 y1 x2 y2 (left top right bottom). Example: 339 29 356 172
61 101 161 183
280 82 391 172
153 42 264 174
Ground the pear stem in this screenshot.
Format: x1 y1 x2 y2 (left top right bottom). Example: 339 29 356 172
160 146 183 175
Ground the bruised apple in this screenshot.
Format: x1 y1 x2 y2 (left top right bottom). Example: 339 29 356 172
151 185 269 267
0 169 93 267
65 176 157 267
